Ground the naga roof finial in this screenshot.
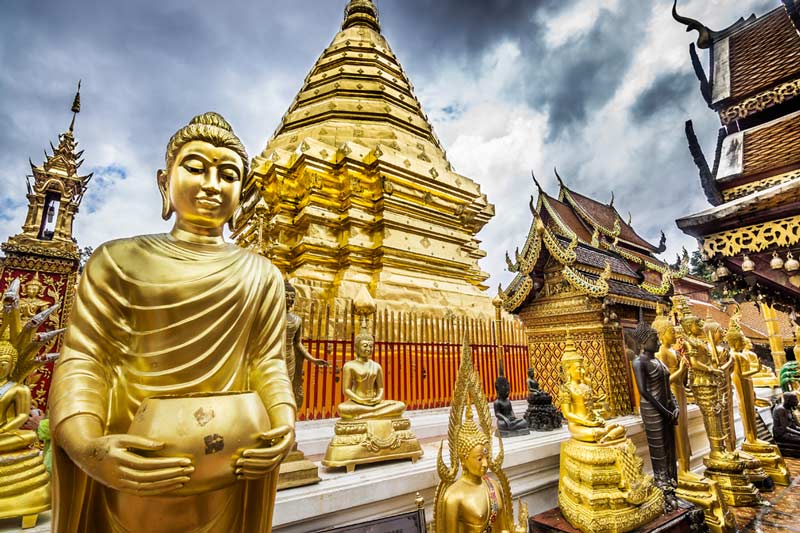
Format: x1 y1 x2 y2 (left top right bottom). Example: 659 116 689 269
343 0 380 32
69 80 82 133
672 0 715 49
554 167 566 189
531 170 544 194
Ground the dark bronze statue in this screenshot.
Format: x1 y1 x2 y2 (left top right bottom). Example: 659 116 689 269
630 321 679 505
523 368 562 431
773 392 800 457
493 360 529 438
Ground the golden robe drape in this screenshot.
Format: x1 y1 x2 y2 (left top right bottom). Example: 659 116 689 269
49 234 295 533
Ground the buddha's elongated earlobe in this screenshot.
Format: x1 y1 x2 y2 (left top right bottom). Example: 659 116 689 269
227 206 241 232
157 169 174 220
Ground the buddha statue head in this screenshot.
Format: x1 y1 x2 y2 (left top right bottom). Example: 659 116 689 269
0 342 17 384
158 112 249 234
785 392 799 410
495 359 511 401
284 280 296 312
561 335 585 385
354 330 375 361
24 273 43 298
725 318 746 352
456 415 490 478
652 309 676 348
631 321 659 355
703 313 724 345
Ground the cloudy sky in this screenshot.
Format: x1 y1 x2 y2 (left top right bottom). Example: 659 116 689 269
0 0 776 289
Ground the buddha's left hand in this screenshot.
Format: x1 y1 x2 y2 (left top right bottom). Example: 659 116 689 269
234 425 295 480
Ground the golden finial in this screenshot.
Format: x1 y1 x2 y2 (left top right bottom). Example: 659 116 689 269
69 80 82 133
343 0 380 32
353 285 377 333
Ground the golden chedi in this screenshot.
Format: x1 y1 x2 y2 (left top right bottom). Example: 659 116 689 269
49 112 296 533
557 334 663 533
322 287 422 472
434 340 528 533
652 309 735 533
674 299 761 507
0 279 60 529
727 314 790 486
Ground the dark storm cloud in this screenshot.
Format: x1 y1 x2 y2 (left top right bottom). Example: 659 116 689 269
630 71 695 122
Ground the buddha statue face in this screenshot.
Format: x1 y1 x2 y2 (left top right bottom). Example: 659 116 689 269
785 392 798 410
463 443 489 478
564 360 585 384
652 318 675 348
24 280 43 298
681 317 703 337
284 284 296 312
0 347 14 382
726 329 746 352
167 140 243 233
355 335 374 360
495 376 510 400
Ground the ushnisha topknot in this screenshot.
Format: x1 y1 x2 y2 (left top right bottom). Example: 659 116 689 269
165 111 250 178
456 417 490 460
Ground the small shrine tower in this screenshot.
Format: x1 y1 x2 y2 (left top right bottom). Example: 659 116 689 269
0 83 92 410
234 0 495 316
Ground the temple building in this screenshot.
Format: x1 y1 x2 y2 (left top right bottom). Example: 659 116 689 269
675 1 800 323
233 0 495 315
0 84 90 410
500 174 687 416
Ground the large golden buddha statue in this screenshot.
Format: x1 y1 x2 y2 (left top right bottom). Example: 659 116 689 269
434 340 528 533
0 279 60 529
322 287 421 472
557 335 663 533
49 112 296 533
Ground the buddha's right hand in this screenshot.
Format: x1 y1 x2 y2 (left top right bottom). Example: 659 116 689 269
78 434 194 496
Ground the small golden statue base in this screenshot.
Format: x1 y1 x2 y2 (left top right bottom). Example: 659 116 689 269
278 447 321 491
322 418 423 473
741 441 791 486
674 475 736 533
557 438 664 533
702 453 762 507
0 448 50 529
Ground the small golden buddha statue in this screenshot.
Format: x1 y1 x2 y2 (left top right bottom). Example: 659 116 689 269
674 299 761 507
434 341 527 533
18 273 51 323
49 112 296 533
0 279 61 529
727 316 790 486
557 335 663 533
654 306 735 533
322 287 421 472
740 338 779 388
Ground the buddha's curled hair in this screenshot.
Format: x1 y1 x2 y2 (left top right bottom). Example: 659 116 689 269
165 112 250 177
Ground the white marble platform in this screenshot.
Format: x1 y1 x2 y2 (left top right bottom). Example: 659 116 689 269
0 400 770 533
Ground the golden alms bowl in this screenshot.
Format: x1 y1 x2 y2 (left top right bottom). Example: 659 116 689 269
127 391 270 497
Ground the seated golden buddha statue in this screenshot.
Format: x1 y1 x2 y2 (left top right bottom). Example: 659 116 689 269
741 338 779 389
49 112 296 533
434 341 527 533
557 335 663 533
0 279 61 529
322 288 421 472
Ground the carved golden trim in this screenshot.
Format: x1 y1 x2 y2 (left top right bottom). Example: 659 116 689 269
721 170 800 202
702 213 800 257
719 78 800 125
561 262 610 298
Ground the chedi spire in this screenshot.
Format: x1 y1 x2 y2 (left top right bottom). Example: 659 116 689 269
343 0 380 32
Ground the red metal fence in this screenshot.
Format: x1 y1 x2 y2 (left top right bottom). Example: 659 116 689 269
295 302 530 421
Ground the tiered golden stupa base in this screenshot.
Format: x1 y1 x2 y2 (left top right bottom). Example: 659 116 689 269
322 418 423 473
741 441 791 486
278 447 321 491
557 438 664 533
0 447 50 529
702 453 762 507
675 473 736 533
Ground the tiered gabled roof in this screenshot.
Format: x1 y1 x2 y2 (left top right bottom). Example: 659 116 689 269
501 174 687 313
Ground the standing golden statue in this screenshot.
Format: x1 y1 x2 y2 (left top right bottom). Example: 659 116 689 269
49 112 296 533
322 287 421 472
0 279 60 529
277 281 327 490
652 308 735 533
434 340 528 533
726 314 790 486
557 334 663 533
673 299 761 507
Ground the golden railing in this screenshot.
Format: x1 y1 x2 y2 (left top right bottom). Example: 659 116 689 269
295 301 530 421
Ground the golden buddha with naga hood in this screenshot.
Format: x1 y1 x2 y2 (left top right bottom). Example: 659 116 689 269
49 112 296 533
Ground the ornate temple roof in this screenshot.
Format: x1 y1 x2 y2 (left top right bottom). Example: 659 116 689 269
501 175 685 313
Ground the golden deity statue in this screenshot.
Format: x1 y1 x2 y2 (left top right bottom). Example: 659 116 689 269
434 340 528 533
557 335 663 533
322 287 421 472
741 337 779 389
18 273 51 323
0 279 60 529
49 112 296 533
652 309 735 533
674 298 761 507
726 314 790 486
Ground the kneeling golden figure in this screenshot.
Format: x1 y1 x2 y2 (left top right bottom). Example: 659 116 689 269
434 341 528 533
557 335 663 533
0 280 60 529
322 288 421 472
49 112 296 533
